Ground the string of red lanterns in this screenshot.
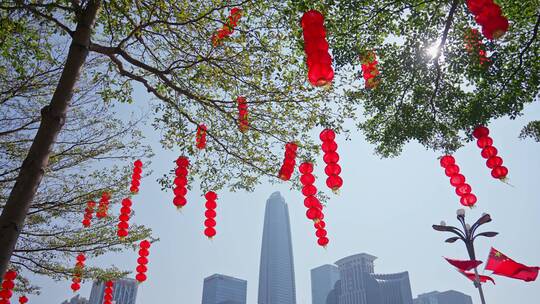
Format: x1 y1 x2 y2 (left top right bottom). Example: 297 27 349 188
464 28 490 67
320 129 343 193
278 142 298 181
0 270 17 303
466 0 509 40
71 254 85 292
96 192 110 219
440 155 478 207
135 240 151 283
117 198 132 238
315 220 329 247
19 295 28 304
82 200 96 228
301 10 334 87
237 96 249 133
299 162 322 222
204 191 218 239
102 281 114 304
360 51 381 89
173 156 189 209
473 126 508 181
130 160 143 193
196 124 207 150
211 8 243 47
299 162 329 247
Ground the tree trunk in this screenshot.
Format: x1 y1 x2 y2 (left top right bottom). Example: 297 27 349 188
0 0 101 278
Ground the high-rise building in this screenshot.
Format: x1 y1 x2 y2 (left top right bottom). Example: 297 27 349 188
311 264 340 304
323 253 413 304
258 191 297 304
61 295 88 304
88 278 138 304
201 273 247 304
413 290 473 304
325 280 341 304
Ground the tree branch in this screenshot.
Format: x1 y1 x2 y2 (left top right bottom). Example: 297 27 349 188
4 3 75 36
427 0 460 117
493 12 540 101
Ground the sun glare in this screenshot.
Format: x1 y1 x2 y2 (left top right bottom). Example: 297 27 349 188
426 40 445 62
427 43 440 58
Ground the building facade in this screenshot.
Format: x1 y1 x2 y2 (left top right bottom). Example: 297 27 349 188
61 295 89 304
325 280 341 304
258 191 297 304
88 278 138 304
311 264 340 304
413 290 473 304
327 253 413 304
202 273 247 304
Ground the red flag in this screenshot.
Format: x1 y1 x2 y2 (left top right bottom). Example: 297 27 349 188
445 257 483 271
460 270 496 284
486 248 539 282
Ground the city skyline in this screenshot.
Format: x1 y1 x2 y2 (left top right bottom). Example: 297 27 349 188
17 98 540 304
3 1 539 304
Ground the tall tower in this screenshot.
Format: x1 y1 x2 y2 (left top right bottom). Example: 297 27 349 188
202 273 247 304
257 191 297 304
88 278 138 304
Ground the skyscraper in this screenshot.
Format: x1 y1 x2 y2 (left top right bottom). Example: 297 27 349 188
258 191 297 304
202 273 247 304
61 295 88 304
329 253 413 304
413 290 473 304
311 264 340 304
88 278 138 304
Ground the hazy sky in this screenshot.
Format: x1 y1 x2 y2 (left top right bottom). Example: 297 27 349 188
23 84 539 304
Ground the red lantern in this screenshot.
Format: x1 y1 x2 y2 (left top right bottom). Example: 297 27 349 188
102 281 114 304
317 236 329 247
439 155 478 207
136 240 151 283
464 28 491 67
173 156 190 209
71 254 85 292
82 200 96 227
466 0 509 40
117 198 132 238
96 192 110 219
314 220 325 229
299 162 329 247
237 96 249 132
19 295 28 304
196 124 207 150
0 270 17 303
320 129 343 192
301 10 334 86
278 142 298 181
130 159 143 193
212 7 243 46
204 191 218 238
360 51 381 89
472 125 508 181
